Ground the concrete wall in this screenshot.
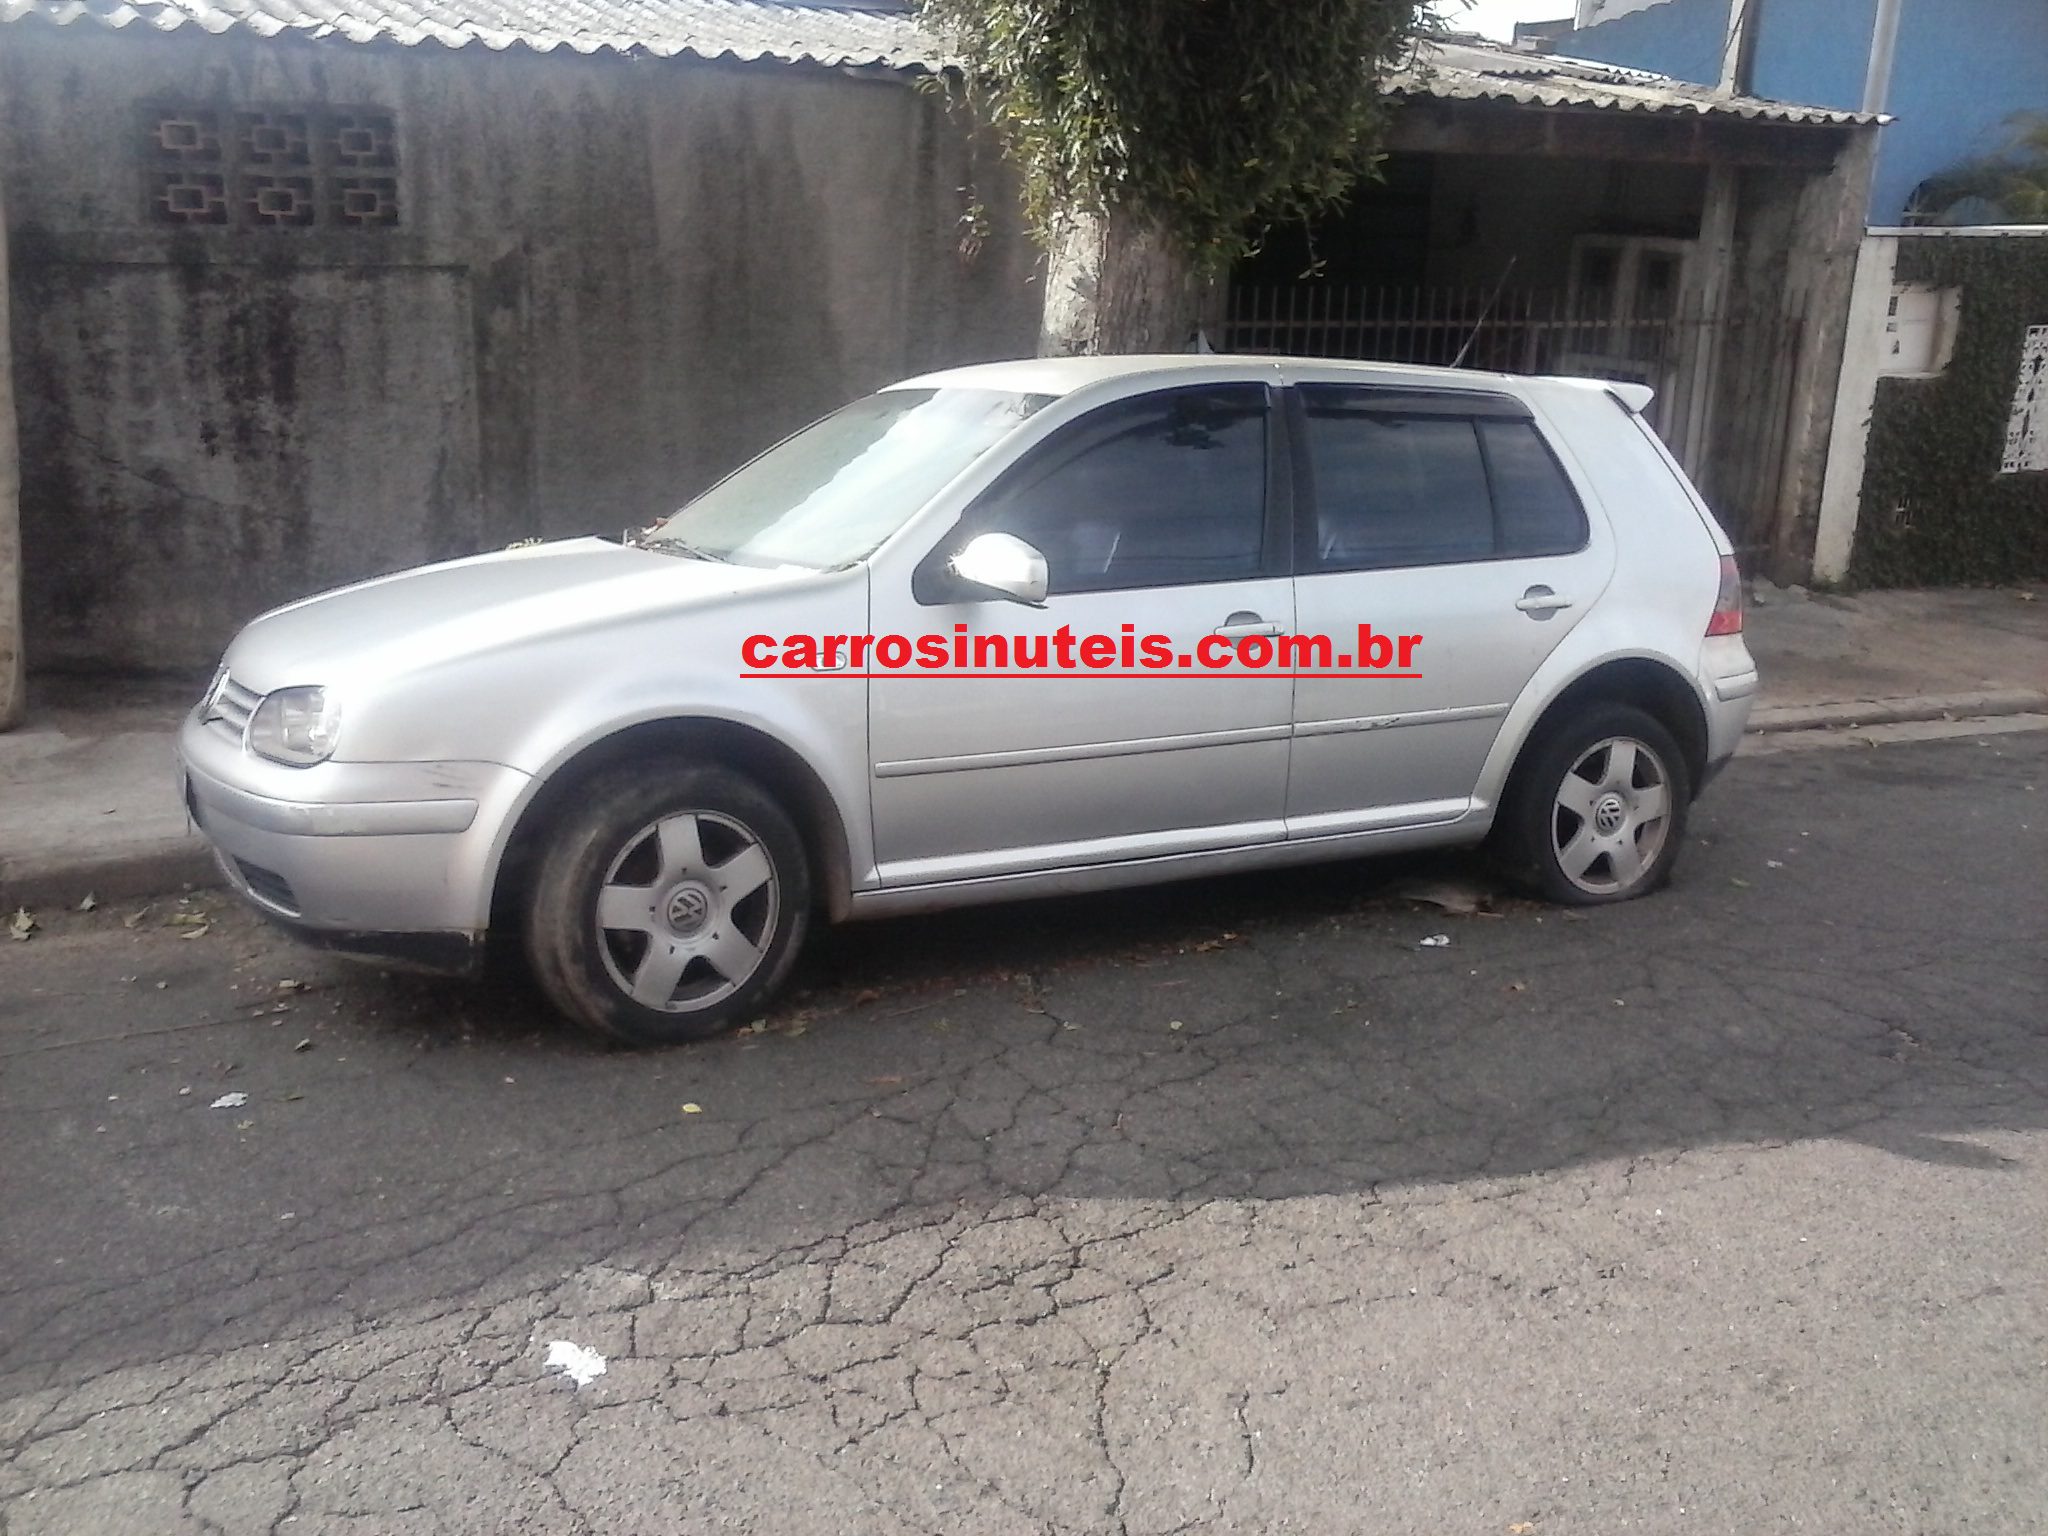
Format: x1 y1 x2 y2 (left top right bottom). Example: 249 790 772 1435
0 26 1042 671
1567 0 2048 224
1721 127 1881 577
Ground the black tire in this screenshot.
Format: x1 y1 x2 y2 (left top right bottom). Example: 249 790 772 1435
1498 703 1692 906
523 762 810 1046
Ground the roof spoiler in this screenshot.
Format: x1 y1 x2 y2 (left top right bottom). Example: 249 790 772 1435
1606 382 1656 414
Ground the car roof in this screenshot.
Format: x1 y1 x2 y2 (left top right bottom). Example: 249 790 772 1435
892 353 1530 398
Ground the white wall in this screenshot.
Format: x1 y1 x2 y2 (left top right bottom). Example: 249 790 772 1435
1574 0 1677 27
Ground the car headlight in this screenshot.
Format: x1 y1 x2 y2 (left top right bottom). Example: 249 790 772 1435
248 686 342 766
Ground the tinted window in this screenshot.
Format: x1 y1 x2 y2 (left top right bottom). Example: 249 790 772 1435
968 385 1267 594
1299 389 1589 572
1303 401 1493 571
1479 419 1588 558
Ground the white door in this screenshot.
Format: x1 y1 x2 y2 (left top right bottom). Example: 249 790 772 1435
1283 381 1612 835
868 383 1294 886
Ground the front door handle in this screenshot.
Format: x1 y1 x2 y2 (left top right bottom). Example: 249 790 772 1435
1214 611 1283 637
1515 586 1574 616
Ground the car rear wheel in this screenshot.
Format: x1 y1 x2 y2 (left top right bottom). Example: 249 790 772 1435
524 763 810 1045
1502 704 1690 905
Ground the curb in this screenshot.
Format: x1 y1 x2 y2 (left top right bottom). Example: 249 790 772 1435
0 839 221 913
1746 688 2048 735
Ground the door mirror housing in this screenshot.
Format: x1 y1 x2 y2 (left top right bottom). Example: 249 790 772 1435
947 532 1049 607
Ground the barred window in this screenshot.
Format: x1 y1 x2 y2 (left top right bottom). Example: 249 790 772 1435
142 103 400 230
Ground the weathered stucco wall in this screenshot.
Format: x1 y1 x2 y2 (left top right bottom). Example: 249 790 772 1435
1716 126 1879 579
0 26 1042 671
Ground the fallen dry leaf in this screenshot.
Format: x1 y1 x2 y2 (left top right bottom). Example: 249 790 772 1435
123 906 153 928
1399 879 1488 916
179 923 211 940
8 908 35 942
77 893 98 912
680 1102 703 1114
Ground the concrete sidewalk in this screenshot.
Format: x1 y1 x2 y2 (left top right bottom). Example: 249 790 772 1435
3 586 2045 910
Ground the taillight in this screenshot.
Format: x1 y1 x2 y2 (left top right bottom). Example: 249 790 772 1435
1706 555 1743 636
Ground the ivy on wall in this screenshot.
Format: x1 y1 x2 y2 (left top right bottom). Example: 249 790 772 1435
1850 237 2048 586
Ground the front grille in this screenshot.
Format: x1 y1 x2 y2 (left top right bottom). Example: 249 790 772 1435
203 674 261 742
233 858 300 915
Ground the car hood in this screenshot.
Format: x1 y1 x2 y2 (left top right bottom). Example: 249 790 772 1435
224 538 813 690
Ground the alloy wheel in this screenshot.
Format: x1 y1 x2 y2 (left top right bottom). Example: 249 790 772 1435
1550 736 1673 897
593 810 779 1012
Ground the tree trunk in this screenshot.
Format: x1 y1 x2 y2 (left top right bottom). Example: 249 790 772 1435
0 152 22 731
1038 207 1221 357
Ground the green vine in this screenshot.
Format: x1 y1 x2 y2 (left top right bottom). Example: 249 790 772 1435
914 0 1428 274
1850 238 2048 586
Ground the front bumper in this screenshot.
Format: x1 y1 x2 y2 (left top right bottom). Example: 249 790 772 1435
177 710 533 961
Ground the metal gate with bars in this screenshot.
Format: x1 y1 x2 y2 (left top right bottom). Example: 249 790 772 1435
1222 284 1806 560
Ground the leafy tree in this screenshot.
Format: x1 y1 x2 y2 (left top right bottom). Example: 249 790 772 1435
1907 113 2048 227
917 0 1430 354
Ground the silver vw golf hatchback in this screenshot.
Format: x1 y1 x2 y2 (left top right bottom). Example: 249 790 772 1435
179 357 1758 1045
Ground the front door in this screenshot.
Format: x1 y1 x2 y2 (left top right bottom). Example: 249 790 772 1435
1283 380 1612 835
868 382 1294 886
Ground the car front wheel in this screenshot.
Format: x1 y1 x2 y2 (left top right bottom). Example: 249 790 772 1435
1503 704 1691 905
524 763 810 1045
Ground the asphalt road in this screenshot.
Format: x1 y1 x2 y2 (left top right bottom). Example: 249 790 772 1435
3 731 2045 1535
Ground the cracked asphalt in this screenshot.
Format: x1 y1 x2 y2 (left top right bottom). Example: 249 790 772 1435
3 731 2045 1535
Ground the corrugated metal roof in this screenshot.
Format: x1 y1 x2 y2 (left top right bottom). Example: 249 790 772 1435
0 0 1882 128
0 0 945 69
1395 38 1880 126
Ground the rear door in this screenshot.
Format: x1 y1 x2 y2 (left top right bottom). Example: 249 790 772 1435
1282 377 1614 834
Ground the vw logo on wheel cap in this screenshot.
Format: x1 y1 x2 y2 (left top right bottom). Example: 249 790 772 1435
664 883 713 935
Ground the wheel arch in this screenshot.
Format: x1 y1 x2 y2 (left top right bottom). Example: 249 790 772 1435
1501 656 1711 811
489 716 857 932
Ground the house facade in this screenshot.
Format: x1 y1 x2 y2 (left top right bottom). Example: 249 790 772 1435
1565 0 2048 225
1224 40 1881 580
0 6 1892 681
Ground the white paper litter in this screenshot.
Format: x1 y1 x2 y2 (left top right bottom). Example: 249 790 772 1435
1417 934 1451 948
209 1092 249 1109
545 1340 607 1387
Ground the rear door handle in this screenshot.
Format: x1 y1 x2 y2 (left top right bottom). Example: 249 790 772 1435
1515 586 1574 616
1214 611 1283 637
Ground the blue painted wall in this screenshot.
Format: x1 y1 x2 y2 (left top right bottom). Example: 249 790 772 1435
1565 0 2048 224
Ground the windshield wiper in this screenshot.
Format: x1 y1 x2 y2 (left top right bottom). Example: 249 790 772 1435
637 533 730 563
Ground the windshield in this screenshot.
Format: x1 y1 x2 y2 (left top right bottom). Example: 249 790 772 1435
643 387 1053 569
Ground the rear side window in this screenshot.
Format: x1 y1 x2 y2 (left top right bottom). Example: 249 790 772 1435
1479 419 1589 559
1298 387 1588 573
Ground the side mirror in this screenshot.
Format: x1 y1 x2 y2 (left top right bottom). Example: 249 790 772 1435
947 532 1049 608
